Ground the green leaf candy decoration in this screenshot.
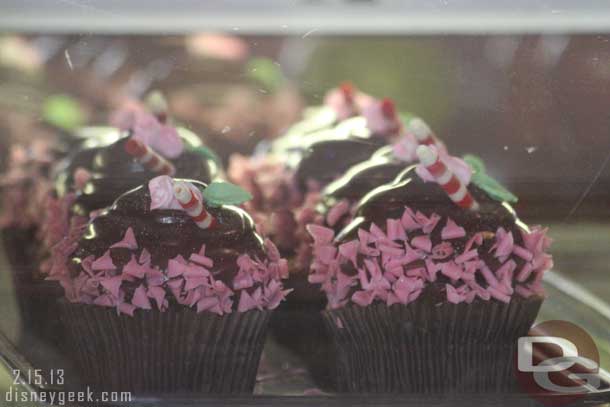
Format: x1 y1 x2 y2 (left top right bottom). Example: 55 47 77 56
42 94 86 131
202 181 252 207
463 154 518 203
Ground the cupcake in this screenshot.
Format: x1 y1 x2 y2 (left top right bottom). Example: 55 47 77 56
307 144 552 393
42 94 221 282
57 176 290 394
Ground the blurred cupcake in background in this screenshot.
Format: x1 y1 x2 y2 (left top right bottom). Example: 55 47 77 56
0 91 91 345
168 55 304 164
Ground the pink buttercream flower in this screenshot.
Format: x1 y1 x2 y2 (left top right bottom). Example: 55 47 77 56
391 130 419 163
148 175 182 210
131 112 183 159
111 100 184 159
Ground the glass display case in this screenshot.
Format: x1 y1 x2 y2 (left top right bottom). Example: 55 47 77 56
0 1 609 406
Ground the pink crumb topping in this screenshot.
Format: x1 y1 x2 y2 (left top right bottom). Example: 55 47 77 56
50 232 291 316
307 206 552 309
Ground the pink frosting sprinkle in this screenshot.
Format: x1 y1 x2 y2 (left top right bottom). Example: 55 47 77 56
91 251 116 271
411 235 431 252
306 224 335 244
326 199 350 227
110 227 138 250
55 229 290 315
442 218 466 240
306 205 553 309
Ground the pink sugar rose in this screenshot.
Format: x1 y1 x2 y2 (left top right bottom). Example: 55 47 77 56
148 175 181 210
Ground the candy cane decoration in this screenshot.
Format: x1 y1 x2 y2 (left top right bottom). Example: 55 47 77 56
379 98 401 135
408 118 437 146
173 181 215 229
416 145 479 211
381 98 397 120
124 138 175 176
339 82 355 104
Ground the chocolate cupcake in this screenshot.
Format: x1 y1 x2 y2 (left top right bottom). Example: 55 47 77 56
57 176 290 394
42 98 221 283
307 145 552 393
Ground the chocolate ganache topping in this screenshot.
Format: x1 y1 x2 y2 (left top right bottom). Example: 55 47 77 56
319 146 407 217
58 177 289 315
340 165 521 244
292 112 401 192
55 128 219 216
71 179 264 277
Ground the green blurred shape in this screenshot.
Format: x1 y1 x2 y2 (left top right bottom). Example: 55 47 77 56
42 94 86 131
300 38 456 129
246 57 285 93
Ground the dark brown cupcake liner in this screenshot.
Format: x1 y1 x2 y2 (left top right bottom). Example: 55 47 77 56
323 296 542 393
59 301 270 394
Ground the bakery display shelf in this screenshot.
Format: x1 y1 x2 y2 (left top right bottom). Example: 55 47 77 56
0 270 609 406
2 0 610 34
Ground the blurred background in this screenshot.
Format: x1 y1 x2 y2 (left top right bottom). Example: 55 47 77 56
2 33 610 222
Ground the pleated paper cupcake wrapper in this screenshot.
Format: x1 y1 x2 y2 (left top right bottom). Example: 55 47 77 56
59 301 270 394
323 297 542 393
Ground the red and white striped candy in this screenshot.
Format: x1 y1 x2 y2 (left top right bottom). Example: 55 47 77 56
416 145 479 211
173 181 215 229
408 118 437 146
124 138 175 176
339 82 355 104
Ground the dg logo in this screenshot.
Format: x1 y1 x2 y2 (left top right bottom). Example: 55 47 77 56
515 320 601 406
